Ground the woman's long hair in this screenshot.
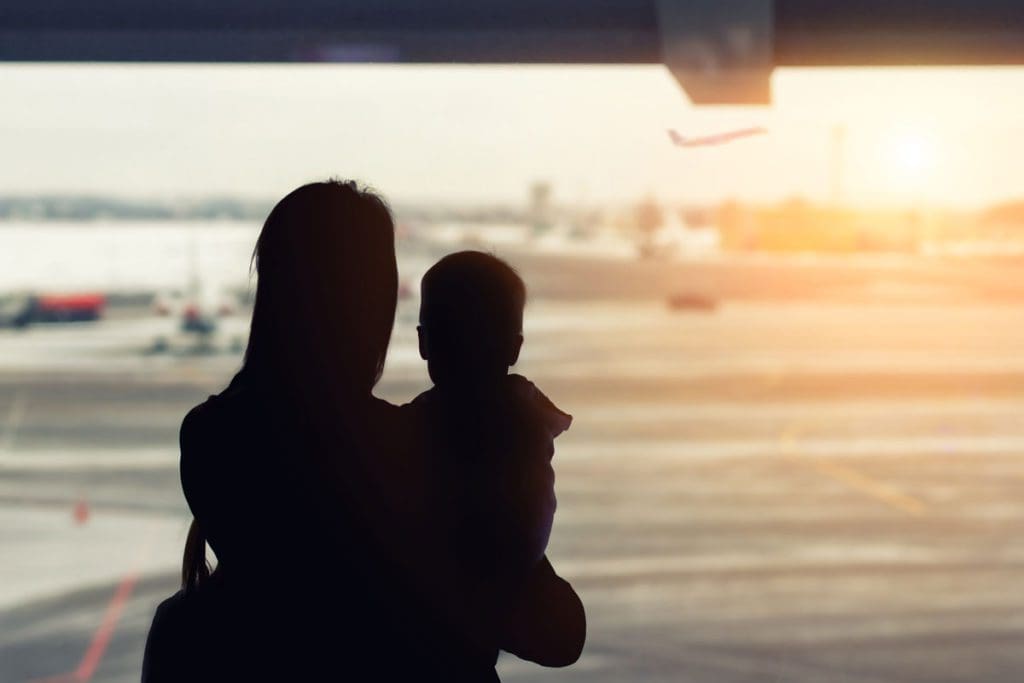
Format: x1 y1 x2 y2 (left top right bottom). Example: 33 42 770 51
183 180 398 592
244 180 397 394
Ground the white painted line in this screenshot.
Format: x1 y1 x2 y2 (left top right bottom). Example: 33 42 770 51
555 544 943 580
577 398 1024 422
0 448 178 471
0 392 26 453
535 356 1024 379
557 434 1024 461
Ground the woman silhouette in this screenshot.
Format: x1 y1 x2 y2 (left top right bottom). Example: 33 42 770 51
143 181 584 682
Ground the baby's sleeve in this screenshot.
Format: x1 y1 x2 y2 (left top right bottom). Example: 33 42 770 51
506 374 572 444
495 376 571 569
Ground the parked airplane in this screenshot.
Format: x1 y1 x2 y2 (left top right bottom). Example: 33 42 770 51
151 285 245 353
668 127 767 147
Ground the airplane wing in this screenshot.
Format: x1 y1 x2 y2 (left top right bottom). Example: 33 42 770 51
669 126 766 147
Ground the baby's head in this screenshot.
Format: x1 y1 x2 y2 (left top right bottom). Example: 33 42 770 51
418 251 525 390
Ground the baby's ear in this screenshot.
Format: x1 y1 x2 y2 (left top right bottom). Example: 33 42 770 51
417 325 430 361
508 333 523 366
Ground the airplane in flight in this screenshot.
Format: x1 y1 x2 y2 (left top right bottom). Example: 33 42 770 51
668 127 767 147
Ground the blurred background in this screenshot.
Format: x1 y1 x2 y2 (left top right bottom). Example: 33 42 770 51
2 63 1024 682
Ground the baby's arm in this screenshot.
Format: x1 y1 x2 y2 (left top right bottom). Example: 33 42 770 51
494 447 555 572
499 556 586 666
494 375 569 571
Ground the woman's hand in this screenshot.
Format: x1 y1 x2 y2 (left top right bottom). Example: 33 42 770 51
499 556 586 667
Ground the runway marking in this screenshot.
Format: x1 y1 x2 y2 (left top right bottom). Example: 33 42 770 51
75 572 141 682
24 531 157 683
22 573 139 683
780 423 928 517
1 392 27 453
560 433 1024 462
809 459 928 517
0 448 178 471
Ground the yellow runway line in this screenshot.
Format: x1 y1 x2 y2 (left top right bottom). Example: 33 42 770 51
810 459 928 517
779 423 928 517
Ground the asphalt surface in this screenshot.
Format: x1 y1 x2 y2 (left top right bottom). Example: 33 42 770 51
3 298 1024 682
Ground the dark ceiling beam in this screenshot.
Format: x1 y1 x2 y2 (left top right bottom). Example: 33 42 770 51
1 1 1023 103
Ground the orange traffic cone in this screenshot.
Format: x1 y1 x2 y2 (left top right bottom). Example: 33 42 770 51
73 498 90 526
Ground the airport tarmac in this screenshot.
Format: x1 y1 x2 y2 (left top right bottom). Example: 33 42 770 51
3 298 1024 682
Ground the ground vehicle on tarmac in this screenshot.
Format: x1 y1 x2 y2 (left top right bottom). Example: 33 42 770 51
0 291 105 328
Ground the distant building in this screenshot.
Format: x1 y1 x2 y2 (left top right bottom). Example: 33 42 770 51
529 181 553 234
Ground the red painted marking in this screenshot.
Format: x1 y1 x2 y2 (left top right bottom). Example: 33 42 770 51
75 572 140 681
24 572 140 683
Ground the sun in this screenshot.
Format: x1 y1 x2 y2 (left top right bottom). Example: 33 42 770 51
888 130 936 177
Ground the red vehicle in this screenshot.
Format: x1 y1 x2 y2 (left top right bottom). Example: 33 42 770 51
0 292 105 327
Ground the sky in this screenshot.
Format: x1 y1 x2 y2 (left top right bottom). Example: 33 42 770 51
1 63 1023 209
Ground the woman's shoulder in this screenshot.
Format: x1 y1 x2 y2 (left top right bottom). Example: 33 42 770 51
367 393 420 423
182 369 263 434
179 400 213 450
361 395 412 441
180 385 249 450
179 377 261 500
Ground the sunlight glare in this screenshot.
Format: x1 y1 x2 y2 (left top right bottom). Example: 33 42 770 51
889 130 936 177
